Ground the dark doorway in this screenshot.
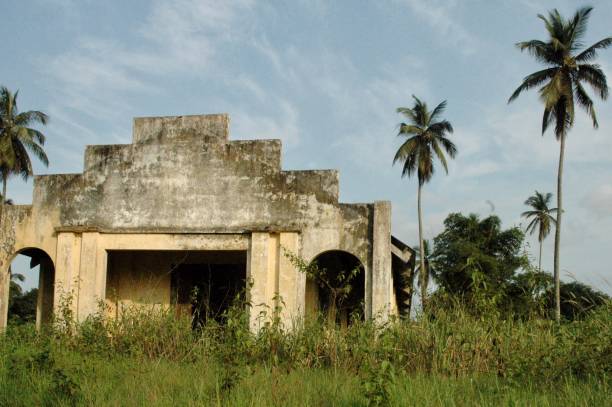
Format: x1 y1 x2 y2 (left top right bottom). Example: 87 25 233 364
171 254 247 327
105 250 247 327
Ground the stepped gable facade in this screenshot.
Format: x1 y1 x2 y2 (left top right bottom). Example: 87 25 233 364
0 114 413 330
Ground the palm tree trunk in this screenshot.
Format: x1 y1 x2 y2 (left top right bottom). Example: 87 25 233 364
417 182 426 309
538 240 542 273
553 134 565 322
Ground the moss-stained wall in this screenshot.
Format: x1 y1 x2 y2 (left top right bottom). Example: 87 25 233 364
0 114 394 330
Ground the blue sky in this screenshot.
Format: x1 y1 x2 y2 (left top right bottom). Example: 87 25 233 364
3 0 612 293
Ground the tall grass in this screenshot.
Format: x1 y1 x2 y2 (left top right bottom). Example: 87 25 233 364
0 299 610 406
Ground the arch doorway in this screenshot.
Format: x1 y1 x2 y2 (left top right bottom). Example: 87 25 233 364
305 250 365 326
6 248 55 328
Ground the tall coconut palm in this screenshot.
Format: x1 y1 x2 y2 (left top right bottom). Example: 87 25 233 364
522 191 557 272
0 86 49 215
413 239 436 300
394 96 457 307
508 7 610 321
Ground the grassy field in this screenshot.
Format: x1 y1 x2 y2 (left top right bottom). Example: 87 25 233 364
1 353 608 406
1 303 610 406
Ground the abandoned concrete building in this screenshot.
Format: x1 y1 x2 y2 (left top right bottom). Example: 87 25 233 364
0 114 414 330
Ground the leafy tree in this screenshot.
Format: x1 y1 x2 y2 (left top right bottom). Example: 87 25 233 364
9 271 25 297
550 280 610 320
521 191 557 272
0 86 49 210
432 213 527 302
8 288 38 324
508 6 611 321
8 268 38 324
504 267 552 318
393 96 456 307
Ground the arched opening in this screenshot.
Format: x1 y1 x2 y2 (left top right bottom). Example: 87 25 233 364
7 248 55 327
305 250 365 326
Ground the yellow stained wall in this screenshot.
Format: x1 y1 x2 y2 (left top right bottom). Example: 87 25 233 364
105 250 248 318
105 251 173 318
248 232 301 331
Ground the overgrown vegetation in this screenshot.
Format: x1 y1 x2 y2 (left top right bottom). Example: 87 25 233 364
8 270 38 324
282 248 363 326
1 294 610 406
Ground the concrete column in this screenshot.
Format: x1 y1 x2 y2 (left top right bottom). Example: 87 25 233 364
371 201 392 322
77 232 106 320
54 232 81 317
248 232 302 331
278 232 302 328
0 264 9 331
248 232 272 331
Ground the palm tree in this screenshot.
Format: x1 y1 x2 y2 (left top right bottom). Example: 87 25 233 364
0 86 49 218
394 96 457 307
522 191 557 272
508 6 610 321
413 239 436 302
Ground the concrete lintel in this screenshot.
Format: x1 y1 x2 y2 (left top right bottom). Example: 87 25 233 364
54 227 302 235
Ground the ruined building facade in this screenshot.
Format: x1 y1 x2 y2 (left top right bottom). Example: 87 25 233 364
0 114 413 330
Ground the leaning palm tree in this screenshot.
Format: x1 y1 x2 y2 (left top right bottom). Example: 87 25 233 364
508 7 610 321
0 86 49 212
394 96 457 307
522 191 557 272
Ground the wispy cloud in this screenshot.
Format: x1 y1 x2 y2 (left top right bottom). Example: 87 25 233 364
394 0 481 55
41 0 255 124
584 183 612 218
35 0 314 163
232 100 301 149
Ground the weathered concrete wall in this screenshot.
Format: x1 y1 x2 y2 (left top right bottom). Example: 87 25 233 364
132 114 229 145
33 116 342 234
0 114 397 330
